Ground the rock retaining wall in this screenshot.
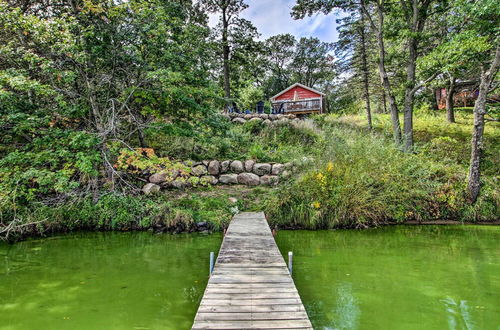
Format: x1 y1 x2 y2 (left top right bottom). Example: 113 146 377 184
222 113 301 125
142 160 295 194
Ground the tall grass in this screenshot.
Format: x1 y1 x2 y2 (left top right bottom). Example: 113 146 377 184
266 116 499 228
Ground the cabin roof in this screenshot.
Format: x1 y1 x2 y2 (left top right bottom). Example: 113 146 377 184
270 83 325 101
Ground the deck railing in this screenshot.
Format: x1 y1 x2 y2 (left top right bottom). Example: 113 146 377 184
272 99 321 113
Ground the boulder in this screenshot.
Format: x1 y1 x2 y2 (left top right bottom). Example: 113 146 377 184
202 160 209 166
249 117 262 122
208 160 220 175
191 164 208 176
169 179 189 189
262 119 272 125
201 175 218 185
230 160 244 173
196 221 207 228
232 117 246 124
244 160 255 172
271 163 285 175
260 175 279 186
284 162 293 170
253 163 271 176
149 170 178 184
142 183 160 195
260 114 269 119
237 172 260 186
269 114 277 120
219 174 238 184
220 160 231 173
244 114 252 120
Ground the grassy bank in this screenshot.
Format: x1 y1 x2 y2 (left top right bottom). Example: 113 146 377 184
265 110 499 229
1 110 498 242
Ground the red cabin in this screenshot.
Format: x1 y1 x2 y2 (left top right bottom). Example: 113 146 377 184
270 83 325 115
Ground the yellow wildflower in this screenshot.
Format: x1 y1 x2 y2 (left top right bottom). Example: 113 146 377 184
326 161 334 172
312 201 321 209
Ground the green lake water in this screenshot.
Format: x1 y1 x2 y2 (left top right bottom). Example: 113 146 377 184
0 232 222 330
1 225 499 329
275 226 500 330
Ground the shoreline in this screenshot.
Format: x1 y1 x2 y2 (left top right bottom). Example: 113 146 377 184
2 219 499 244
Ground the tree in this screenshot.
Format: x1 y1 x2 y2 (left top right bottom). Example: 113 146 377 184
293 0 445 149
0 0 219 207
335 7 376 128
292 0 403 144
204 0 253 100
264 34 297 93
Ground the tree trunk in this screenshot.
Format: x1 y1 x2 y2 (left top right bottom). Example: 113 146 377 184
360 9 372 129
382 89 387 113
366 1 401 144
445 76 456 123
403 36 418 151
467 45 500 203
222 8 231 99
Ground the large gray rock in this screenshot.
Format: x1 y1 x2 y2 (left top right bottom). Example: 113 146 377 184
284 162 293 170
259 114 269 119
201 175 218 185
191 164 208 176
232 117 246 124
142 183 160 194
219 174 238 184
253 163 271 176
149 171 166 184
169 179 189 189
260 175 279 186
237 172 260 186
244 160 255 172
262 119 272 125
269 114 277 120
244 114 252 120
208 160 220 175
271 163 285 175
220 160 231 173
230 160 244 173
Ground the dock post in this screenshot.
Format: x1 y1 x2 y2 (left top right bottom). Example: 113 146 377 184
209 252 215 276
288 251 293 274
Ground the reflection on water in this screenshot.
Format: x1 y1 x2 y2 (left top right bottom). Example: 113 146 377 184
0 232 222 330
275 226 500 330
443 297 474 330
333 282 360 330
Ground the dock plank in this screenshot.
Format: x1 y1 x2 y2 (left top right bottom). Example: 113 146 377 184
192 212 312 329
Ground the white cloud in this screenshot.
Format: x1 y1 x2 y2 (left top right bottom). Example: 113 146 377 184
208 0 339 42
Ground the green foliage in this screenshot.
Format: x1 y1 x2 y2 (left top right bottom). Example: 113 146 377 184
266 113 499 229
238 84 264 110
0 130 101 209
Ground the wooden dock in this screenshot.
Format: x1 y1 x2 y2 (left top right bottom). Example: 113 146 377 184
192 212 312 329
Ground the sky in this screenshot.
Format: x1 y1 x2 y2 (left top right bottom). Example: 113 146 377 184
208 0 341 43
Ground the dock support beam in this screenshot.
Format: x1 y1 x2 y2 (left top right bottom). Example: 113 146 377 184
209 252 215 276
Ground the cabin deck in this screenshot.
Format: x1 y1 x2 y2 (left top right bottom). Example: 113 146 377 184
191 212 312 329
